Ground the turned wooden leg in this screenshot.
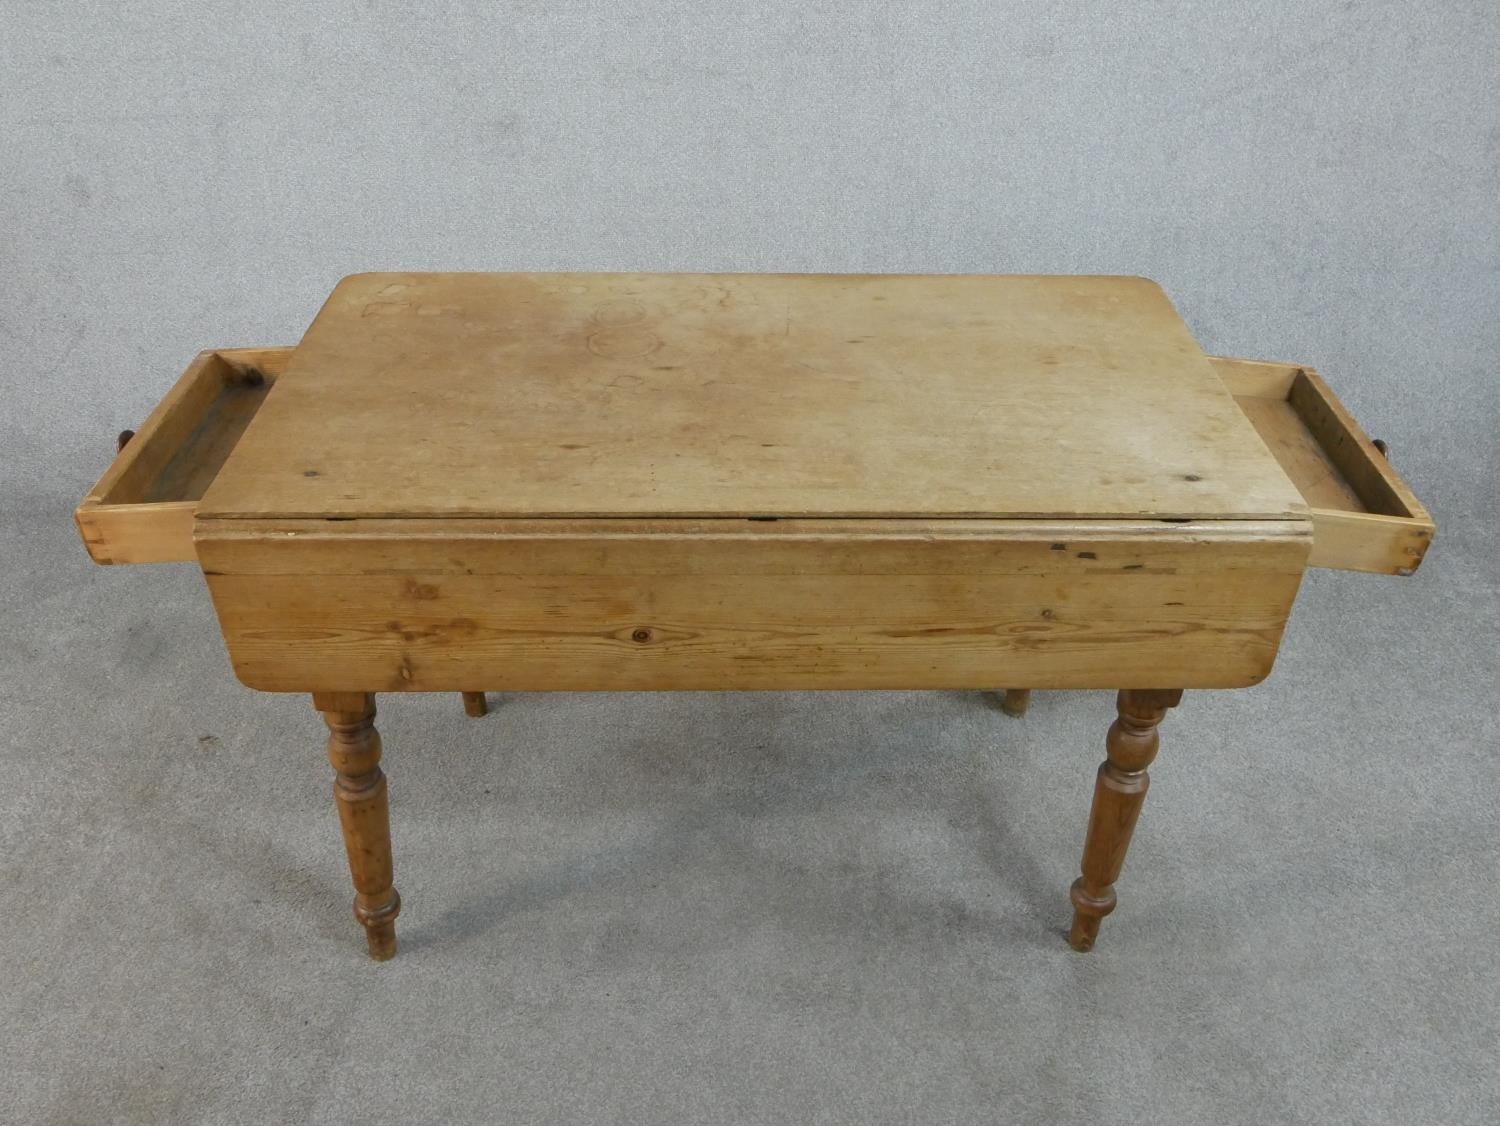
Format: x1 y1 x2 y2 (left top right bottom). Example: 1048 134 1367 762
461 691 488 718
1068 688 1182 951
1000 689 1031 718
314 692 401 960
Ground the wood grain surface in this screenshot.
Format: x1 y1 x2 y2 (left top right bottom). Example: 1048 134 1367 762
199 517 1310 692
196 273 1306 522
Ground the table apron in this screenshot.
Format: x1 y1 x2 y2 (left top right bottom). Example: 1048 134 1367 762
198 520 1310 692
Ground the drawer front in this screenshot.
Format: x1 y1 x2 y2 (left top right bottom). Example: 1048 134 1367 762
75 347 291 564
1210 357 1434 575
198 517 1311 692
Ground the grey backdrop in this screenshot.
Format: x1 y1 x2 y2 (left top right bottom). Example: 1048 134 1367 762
3 3 1497 1124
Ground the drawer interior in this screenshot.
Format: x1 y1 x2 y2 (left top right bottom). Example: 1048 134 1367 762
77 347 291 564
1209 356 1433 574
133 355 277 505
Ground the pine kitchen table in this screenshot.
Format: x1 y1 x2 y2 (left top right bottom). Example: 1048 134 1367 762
75 273 1433 959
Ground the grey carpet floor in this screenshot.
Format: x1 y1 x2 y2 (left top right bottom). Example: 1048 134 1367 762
2 509 1496 1125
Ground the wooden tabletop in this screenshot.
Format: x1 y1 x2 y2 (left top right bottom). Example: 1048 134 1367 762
198 273 1303 522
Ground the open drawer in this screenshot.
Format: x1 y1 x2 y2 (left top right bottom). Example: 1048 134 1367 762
76 347 292 564
1210 356 1434 575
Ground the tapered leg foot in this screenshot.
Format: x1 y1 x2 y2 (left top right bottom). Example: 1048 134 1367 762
1067 689 1182 951
361 913 399 961
999 689 1031 718
461 691 488 718
1067 880 1113 951
315 692 401 961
